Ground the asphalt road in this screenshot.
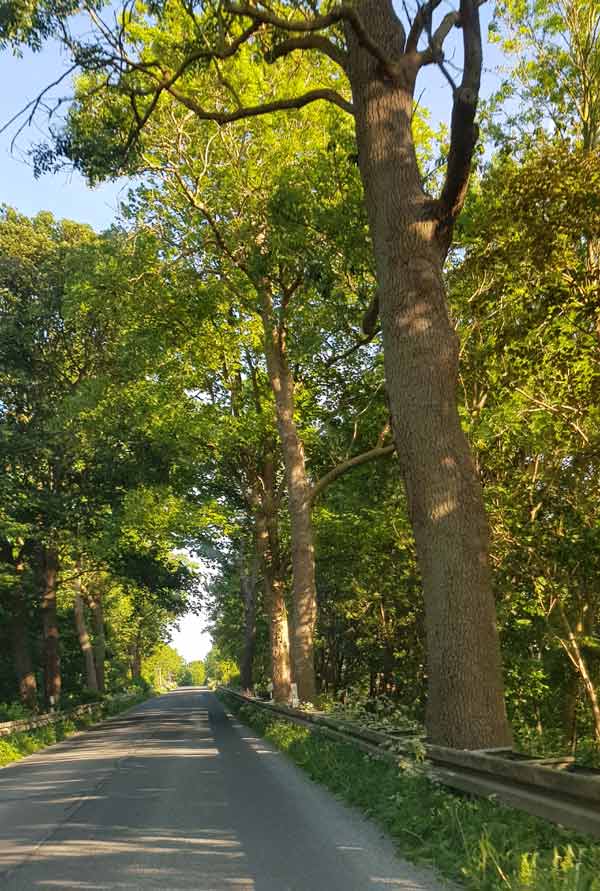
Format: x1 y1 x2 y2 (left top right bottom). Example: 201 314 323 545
0 688 451 890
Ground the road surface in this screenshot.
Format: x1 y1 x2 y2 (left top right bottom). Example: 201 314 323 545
0 688 450 890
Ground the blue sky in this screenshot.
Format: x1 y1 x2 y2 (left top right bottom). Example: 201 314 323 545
0 42 126 229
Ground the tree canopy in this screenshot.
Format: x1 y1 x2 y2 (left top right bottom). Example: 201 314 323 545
0 0 599 758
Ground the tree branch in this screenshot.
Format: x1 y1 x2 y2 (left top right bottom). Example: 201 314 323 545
310 443 395 504
224 1 398 73
437 0 484 245
419 10 460 66
406 0 445 53
323 327 380 369
166 84 354 120
267 35 348 70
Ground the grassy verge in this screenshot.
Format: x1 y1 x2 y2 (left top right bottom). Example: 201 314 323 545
220 691 600 891
0 691 151 768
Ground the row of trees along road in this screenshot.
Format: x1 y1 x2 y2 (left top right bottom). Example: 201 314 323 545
0 210 206 710
0 0 598 750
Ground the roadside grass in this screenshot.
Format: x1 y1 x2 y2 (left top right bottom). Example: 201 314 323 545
220 692 600 891
0 691 151 768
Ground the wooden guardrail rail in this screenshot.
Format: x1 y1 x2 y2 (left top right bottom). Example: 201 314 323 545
219 688 600 840
0 693 137 738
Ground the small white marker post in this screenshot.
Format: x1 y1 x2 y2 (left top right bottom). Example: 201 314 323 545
267 681 274 701
290 683 299 708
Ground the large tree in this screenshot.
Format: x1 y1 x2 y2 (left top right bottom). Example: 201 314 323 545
2 0 512 747
124 91 394 701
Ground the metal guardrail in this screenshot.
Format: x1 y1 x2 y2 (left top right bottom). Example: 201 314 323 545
219 688 600 840
0 693 137 738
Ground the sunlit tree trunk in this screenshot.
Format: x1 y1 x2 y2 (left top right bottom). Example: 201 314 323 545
345 0 512 748
239 550 259 693
73 570 98 692
261 294 317 703
559 605 600 742
253 448 292 703
89 587 106 693
131 637 142 681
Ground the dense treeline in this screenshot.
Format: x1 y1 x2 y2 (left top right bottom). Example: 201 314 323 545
0 211 204 711
0 0 599 755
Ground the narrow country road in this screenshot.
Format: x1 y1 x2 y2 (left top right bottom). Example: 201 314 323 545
0 689 449 890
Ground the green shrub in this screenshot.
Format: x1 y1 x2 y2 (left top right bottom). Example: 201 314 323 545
0 702 33 722
0 739 22 766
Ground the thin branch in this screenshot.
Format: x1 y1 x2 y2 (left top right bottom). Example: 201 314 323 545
0 63 78 147
323 327 380 369
310 442 396 504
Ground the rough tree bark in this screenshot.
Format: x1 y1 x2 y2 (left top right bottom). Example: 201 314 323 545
41 546 61 708
343 0 512 748
1 547 38 710
252 445 292 703
261 293 317 703
239 550 259 692
88 586 106 693
11 590 38 711
131 637 142 680
73 571 99 692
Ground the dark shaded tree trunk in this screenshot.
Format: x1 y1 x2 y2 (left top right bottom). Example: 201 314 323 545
345 0 512 748
131 637 142 680
261 296 317 703
41 547 61 708
563 668 580 750
239 551 259 692
73 580 99 692
11 592 38 711
254 480 292 703
89 588 106 693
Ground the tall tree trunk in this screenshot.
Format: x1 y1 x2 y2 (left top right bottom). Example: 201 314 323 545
11 591 38 711
41 547 61 708
559 606 600 742
73 578 99 692
261 296 317 703
255 502 292 703
131 636 142 680
346 1 512 748
239 550 259 692
563 668 580 750
89 588 106 693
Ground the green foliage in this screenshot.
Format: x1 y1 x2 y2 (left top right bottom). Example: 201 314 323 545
0 206 204 709
185 660 206 686
0 701 32 721
142 644 186 691
204 646 239 687
452 141 600 744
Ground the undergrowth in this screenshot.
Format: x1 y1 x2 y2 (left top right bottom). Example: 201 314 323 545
0 691 150 768
221 692 600 891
